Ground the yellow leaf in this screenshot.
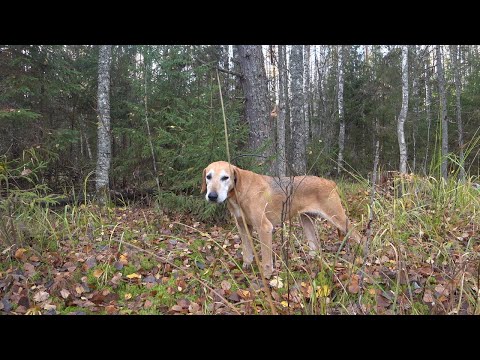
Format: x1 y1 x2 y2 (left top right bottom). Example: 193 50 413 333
281 301 289 308
119 254 128 265
124 293 132 300
316 285 331 297
126 273 141 279
15 248 27 260
93 268 104 278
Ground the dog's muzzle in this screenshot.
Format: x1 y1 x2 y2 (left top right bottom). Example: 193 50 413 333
207 192 218 202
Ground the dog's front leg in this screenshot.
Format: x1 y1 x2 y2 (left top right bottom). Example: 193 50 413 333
235 217 254 268
258 218 274 279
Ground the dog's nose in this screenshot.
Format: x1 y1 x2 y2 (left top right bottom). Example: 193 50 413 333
208 192 218 202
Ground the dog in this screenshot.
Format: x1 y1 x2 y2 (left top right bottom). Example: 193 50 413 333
201 161 362 278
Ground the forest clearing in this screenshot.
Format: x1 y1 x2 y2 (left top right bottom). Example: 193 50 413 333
1 45 479 315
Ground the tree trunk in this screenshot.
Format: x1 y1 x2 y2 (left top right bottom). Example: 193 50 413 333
423 47 432 175
397 45 409 174
236 45 274 173
277 45 287 177
411 46 420 173
337 45 345 175
303 45 311 145
289 45 306 175
436 45 449 181
95 45 112 205
450 45 466 181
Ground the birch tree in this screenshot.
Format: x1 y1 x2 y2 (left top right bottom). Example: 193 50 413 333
436 45 449 180
237 45 274 173
397 45 409 174
277 45 287 177
95 45 112 205
303 45 311 143
337 45 345 175
289 45 306 175
450 45 466 181
423 46 432 175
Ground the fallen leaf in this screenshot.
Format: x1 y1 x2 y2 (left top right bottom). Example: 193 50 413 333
113 261 123 270
228 292 240 302
376 293 392 309
111 272 122 285
21 168 32 176
423 290 434 303
33 291 49 303
15 248 27 260
18 296 30 308
142 275 157 283
124 293 132 300
348 275 360 294
29 255 40 262
126 273 142 279
221 280 231 291
144 300 153 309
24 263 35 277
43 303 56 311
119 254 128 265
60 289 70 299
237 289 251 299
93 268 104 278
105 305 116 314
171 304 183 312
84 256 97 270
188 302 200 314
281 301 289 308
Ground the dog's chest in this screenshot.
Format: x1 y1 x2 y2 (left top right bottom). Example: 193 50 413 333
228 200 242 218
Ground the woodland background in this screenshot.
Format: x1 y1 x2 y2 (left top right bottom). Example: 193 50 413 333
0 45 479 315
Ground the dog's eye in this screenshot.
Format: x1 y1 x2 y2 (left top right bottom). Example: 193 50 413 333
206 174 212 180
221 176 229 181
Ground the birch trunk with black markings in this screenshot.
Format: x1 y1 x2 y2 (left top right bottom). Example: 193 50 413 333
450 45 466 181
95 45 112 205
436 45 449 180
397 45 409 174
289 45 306 175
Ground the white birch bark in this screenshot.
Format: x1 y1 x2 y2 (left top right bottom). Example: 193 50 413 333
289 45 306 175
95 45 112 204
303 45 310 144
277 45 287 177
436 45 449 180
397 45 409 174
450 45 466 181
423 47 432 175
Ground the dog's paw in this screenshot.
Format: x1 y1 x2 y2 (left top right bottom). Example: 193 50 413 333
242 262 252 269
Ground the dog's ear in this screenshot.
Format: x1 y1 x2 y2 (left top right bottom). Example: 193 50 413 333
233 166 241 190
201 168 207 193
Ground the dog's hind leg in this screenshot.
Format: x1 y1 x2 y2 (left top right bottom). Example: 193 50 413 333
257 216 274 279
300 213 320 252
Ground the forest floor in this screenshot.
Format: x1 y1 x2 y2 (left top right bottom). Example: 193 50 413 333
1 176 479 315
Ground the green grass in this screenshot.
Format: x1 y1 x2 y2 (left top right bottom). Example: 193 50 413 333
1 171 479 315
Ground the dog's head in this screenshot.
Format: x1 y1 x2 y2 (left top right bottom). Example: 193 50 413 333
201 161 239 203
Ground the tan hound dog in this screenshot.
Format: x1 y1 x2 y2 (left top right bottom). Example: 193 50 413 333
201 161 362 278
